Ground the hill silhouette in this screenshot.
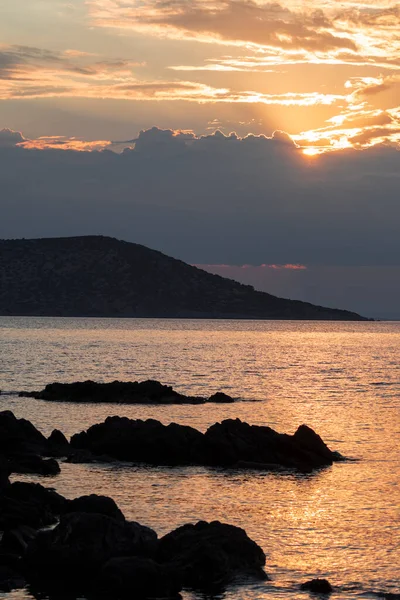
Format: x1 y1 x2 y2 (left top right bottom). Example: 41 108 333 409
0 236 367 320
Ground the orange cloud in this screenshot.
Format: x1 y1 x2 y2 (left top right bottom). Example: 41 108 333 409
292 75 400 153
18 136 112 152
0 44 347 107
87 0 400 68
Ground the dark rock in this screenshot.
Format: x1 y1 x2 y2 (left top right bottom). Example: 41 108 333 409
293 425 337 462
64 494 125 521
208 392 235 403
0 481 66 530
100 556 182 599
9 454 60 476
300 578 333 594
0 410 49 456
0 411 62 477
0 553 23 571
0 525 37 555
22 379 206 405
25 512 158 590
70 416 204 466
47 429 70 453
157 520 267 590
0 551 27 592
64 449 117 464
0 457 10 490
0 564 26 592
203 419 337 471
70 416 341 472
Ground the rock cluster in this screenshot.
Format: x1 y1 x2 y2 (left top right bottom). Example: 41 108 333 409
71 416 343 472
0 409 344 598
0 482 266 598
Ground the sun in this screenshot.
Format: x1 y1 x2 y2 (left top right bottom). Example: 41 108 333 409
302 147 321 157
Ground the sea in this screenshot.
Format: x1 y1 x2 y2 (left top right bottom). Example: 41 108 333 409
0 317 399 600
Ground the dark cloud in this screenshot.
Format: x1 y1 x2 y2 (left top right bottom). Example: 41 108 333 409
0 45 140 95
0 46 64 80
0 127 399 272
0 128 26 147
199 264 400 319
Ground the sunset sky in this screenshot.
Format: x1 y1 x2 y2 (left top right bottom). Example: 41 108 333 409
1 0 399 318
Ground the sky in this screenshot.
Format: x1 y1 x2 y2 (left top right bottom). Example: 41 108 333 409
0 0 399 318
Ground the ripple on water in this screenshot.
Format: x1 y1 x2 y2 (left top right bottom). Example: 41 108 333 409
1 317 399 600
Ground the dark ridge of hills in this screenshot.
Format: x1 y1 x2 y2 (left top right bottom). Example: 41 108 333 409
0 236 367 320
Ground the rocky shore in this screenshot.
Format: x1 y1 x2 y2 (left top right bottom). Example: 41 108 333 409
0 409 344 598
8 394 344 471
0 481 267 597
0 410 265 598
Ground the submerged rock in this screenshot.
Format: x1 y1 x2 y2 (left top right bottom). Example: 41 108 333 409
208 391 235 403
300 578 333 594
157 520 267 590
71 416 341 472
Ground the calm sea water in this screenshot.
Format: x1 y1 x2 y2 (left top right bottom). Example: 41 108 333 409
0 317 399 600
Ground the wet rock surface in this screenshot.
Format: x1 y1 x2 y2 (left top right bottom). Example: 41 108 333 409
20 379 235 405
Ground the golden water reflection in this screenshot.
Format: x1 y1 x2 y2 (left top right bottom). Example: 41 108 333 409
1 318 399 599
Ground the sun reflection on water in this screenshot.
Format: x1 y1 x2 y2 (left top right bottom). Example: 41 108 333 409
1 317 399 599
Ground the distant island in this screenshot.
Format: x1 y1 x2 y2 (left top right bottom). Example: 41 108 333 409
0 236 367 320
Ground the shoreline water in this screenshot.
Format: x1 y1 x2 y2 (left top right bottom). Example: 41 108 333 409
0 318 399 599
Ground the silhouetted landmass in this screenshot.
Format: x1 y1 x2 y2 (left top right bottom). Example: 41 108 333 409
0 236 367 319
20 380 235 405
